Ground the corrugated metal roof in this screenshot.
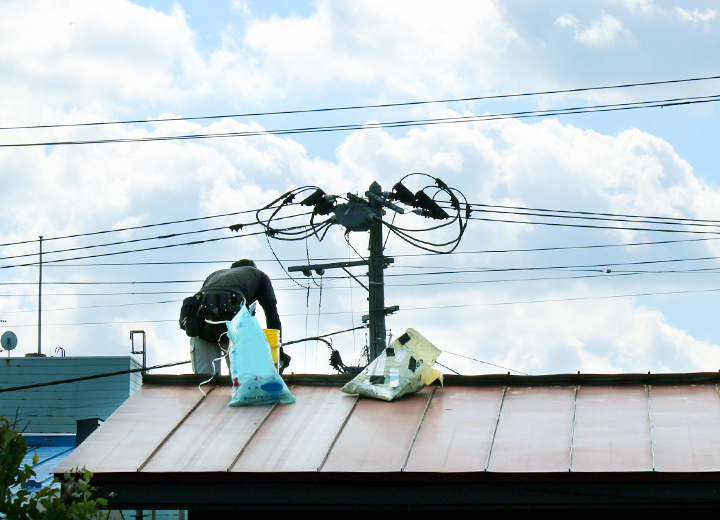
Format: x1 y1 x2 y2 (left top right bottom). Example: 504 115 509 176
23 435 76 489
55 373 720 479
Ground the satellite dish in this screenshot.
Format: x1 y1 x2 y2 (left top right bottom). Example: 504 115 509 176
1 331 18 351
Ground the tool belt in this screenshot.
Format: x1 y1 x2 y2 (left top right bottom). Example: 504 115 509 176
179 286 245 343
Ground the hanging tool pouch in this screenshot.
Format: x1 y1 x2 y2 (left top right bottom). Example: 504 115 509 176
180 286 245 343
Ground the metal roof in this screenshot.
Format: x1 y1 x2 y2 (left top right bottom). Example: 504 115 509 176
23 435 76 490
53 373 720 509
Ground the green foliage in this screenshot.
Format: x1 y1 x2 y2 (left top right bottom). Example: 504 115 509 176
0 416 109 519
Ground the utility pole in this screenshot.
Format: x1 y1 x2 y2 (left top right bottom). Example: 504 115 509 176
288 181 398 361
265 174 464 366
366 181 388 357
38 236 43 356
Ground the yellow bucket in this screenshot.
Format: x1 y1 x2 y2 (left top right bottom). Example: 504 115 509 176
263 329 281 364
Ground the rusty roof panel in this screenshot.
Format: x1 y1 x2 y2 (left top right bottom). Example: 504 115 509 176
141 386 273 473
571 386 653 472
231 386 358 472
55 386 205 474
53 375 720 479
404 386 504 472
487 386 575 473
650 385 720 472
321 389 432 472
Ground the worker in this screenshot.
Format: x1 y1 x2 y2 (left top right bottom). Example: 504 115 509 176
188 259 290 376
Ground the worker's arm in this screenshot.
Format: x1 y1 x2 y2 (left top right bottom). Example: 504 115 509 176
259 299 282 337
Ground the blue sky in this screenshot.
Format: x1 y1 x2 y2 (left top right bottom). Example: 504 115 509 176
1 0 719 376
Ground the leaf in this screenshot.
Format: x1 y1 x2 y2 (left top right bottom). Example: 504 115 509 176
2 428 17 447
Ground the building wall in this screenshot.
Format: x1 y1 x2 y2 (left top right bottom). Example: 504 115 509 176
0 356 142 433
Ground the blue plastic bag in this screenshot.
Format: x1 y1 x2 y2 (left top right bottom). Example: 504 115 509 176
226 303 295 406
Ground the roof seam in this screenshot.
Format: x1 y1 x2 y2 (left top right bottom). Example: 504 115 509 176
569 385 579 472
316 395 359 472
226 401 279 472
647 385 656 472
93 387 169 471
136 385 216 472
485 386 507 472
401 386 437 472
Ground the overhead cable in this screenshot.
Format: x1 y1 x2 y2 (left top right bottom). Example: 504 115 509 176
0 207 265 248
1 94 718 148
0 209 311 259
400 286 720 310
1 299 181 313
23 235 720 269
3 73 718 131
0 227 273 269
0 360 191 393
453 206 720 229
465 202 720 226
442 350 529 375
464 214 720 235
8 285 720 327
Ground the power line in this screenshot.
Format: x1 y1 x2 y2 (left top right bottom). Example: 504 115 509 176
7 267 720 303
8 285 719 327
0 360 191 393
0 228 268 269
1 94 718 148
461 206 720 229
0 207 265 248
3 73 718 131
0 280 203 286
1 209 714 270
4 188 720 260
4 249 720 294
0 209 311 259
2 299 181 313
7 248 719 286
465 214 720 235
20 235 720 268
5 267 720 301
465 202 720 226
402 286 720 310
442 350 529 375
0 227 228 262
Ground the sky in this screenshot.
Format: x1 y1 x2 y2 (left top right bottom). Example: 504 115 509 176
1 0 720 377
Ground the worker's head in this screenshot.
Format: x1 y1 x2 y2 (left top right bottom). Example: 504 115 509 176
231 259 257 269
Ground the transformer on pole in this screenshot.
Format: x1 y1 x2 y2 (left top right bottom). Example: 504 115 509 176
288 181 396 360
249 173 469 367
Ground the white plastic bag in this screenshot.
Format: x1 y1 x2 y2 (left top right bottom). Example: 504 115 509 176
342 328 443 401
227 303 295 406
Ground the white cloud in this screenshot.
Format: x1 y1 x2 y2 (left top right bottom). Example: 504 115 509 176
230 0 522 99
0 0 200 108
575 13 627 46
321 114 720 373
612 0 656 15
230 0 251 16
2 0 719 375
392 286 720 375
675 7 716 24
3 108 719 374
555 13 579 28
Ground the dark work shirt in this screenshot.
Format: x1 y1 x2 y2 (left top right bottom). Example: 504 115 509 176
201 266 281 332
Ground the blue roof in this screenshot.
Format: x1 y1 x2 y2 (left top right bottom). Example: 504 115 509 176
22 435 76 490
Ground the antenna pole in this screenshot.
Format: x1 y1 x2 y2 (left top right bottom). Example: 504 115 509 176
38 236 42 356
